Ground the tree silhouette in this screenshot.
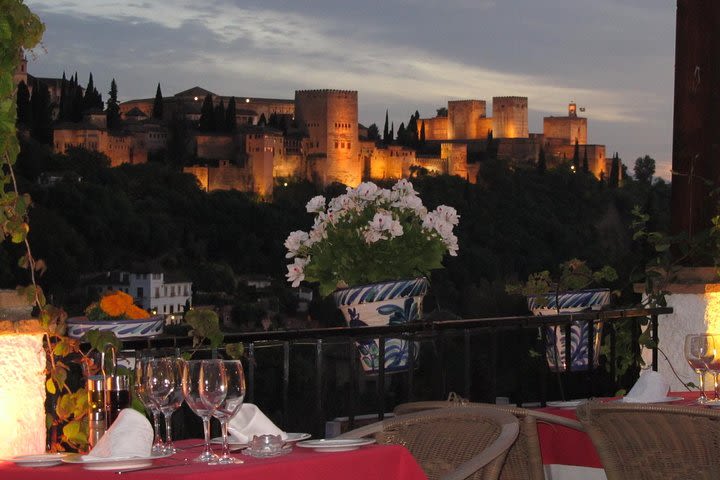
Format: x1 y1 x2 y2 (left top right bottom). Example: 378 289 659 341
225 97 237 132
16 80 31 126
199 93 214 131
30 80 52 143
106 79 121 129
152 83 163 120
582 147 589 173
382 110 389 145
537 146 546 174
633 155 655 184
572 139 580 171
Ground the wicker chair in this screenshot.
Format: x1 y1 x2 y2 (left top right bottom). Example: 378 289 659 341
393 400 585 480
337 406 519 480
577 401 720 480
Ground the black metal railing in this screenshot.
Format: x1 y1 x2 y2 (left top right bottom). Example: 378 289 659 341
120 306 672 437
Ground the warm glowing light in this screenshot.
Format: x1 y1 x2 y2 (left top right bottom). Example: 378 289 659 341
245 98 251 103
704 291 720 333
0 332 46 457
194 96 199 101
283 182 288 187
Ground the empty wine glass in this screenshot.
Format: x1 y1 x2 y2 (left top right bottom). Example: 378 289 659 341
182 359 225 463
684 333 714 404
134 355 165 453
146 357 183 454
211 360 246 464
707 334 720 400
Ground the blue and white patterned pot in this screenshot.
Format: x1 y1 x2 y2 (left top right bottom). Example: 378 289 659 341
66 315 165 339
527 288 610 372
333 278 428 374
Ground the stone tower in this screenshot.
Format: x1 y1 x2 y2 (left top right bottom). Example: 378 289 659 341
295 90 360 187
448 100 487 140
492 96 528 138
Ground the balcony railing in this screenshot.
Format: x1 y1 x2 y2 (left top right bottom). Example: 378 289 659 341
121 306 672 437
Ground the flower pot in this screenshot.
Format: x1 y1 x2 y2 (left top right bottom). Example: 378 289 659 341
527 288 610 372
333 277 428 374
66 315 165 339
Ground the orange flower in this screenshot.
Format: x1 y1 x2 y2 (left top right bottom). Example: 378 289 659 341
99 291 134 317
125 304 150 320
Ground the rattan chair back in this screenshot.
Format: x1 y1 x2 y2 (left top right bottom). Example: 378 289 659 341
393 401 584 480
338 406 519 480
577 401 720 480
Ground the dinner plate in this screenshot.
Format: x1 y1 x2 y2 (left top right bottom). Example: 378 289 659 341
296 438 375 453
618 396 684 404
6 453 67 467
211 432 311 448
61 451 173 470
546 399 587 409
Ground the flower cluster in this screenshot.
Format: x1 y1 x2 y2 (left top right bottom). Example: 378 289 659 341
85 290 150 321
285 179 459 296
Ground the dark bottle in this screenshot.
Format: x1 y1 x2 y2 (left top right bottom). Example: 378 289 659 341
87 376 106 449
105 375 131 426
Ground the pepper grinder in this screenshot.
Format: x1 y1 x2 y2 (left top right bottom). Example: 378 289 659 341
86 375 106 448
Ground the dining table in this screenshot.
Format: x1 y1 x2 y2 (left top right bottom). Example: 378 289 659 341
0 439 429 480
535 390 704 480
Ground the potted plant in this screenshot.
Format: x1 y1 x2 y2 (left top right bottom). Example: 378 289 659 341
66 291 164 339
506 259 618 372
285 179 459 372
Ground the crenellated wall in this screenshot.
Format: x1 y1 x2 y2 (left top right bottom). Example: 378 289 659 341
448 100 486 140
544 116 587 145
492 96 528 138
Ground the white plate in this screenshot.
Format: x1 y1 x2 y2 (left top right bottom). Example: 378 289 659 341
211 432 311 448
6 453 67 467
296 438 375 453
704 399 720 408
61 451 173 470
618 396 684 404
546 399 587 409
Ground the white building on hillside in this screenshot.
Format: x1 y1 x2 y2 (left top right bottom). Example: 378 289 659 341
87 271 192 316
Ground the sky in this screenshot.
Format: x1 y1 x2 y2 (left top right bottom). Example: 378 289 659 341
25 0 677 178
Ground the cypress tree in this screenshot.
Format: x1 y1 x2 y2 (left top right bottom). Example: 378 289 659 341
152 83 164 120
225 96 236 132
214 99 225 131
407 113 418 147
582 147 589 173
419 121 426 145
70 84 84 122
383 110 389 145
16 80 31 126
106 78 121 129
537 146 546 174
572 139 580 171
31 80 52 144
58 72 67 122
83 73 96 112
609 153 620 188
198 93 214 131
257 113 267 127
389 122 394 143
396 122 406 146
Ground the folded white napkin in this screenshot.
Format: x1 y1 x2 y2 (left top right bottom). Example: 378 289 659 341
83 408 153 459
227 403 287 443
623 370 671 403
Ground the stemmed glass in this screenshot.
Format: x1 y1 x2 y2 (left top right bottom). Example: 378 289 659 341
134 356 165 453
707 334 720 400
684 333 714 404
146 357 184 454
210 360 246 464
182 359 226 463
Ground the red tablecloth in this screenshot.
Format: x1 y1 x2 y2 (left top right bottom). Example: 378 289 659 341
0 440 428 480
536 390 703 468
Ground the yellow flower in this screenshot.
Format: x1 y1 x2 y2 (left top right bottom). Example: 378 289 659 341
99 291 134 317
125 304 150 320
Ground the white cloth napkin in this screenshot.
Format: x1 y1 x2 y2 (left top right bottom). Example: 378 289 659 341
227 403 287 443
623 370 671 403
83 408 153 459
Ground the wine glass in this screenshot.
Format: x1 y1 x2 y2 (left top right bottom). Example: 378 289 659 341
182 359 225 463
134 355 165 453
210 360 246 464
684 333 714 404
707 334 720 400
146 357 184 454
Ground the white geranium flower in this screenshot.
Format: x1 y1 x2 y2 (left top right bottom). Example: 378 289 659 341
284 230 309 258
286 257 309 287
306 195 326 213
392 179 418 196
369 212 394 232
435 205 460 225
363 228 383 244
353 182 379 200
444 234 459 256
393 194 424 213
388 219 404 238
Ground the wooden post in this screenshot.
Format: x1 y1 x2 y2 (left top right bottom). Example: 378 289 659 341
671 0 720 237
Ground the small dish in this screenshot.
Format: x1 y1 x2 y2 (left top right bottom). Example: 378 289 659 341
242 445 292 458
61 451 172 470
546 399 587 409
618 396 684 404
296 438 375 453
211 432 310 449
6 453 66 467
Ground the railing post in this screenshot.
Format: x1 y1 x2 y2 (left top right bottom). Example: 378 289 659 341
282 341 290 428
377 336 386 420
407 333 415 402
247 342 255 404
464 329 471 399
564 322 572 373
586 318 595 398
348 339 357 430
315 339 324 435
651 314 659 371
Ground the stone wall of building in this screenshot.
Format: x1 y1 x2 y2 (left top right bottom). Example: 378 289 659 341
492 96 528 138
367 145 415 180
417 116 448 141
441 143 469 178
546 143 607 177
295 90 361 187
448 100 487 140
544 116 588 144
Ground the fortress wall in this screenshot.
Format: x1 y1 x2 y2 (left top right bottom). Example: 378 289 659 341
441 143 469 178
369 146 414 180
496 138 541 165
547 144 606 178
208 163 253 192
197 134 235 160
273 153 304 179
417 116 448 141
492 96 528 138
448 100 486 140
409 156 447 177
543 117 587 144
183 166 209 191
120 100 153 118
